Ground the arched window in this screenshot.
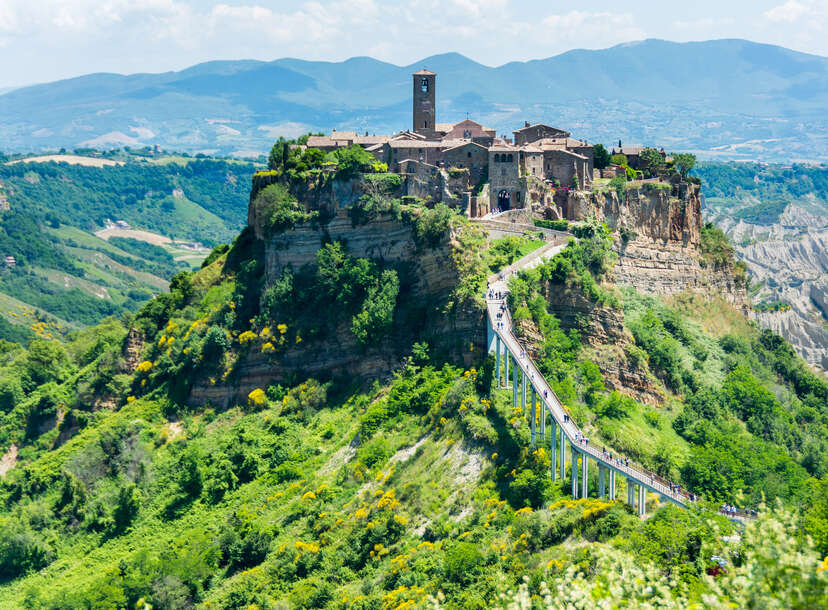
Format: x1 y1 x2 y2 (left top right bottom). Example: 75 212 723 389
494 154 500 163
421 78 429 92
467 151 472 158
507 154 513 162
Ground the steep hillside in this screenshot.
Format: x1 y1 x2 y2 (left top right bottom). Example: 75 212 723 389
0 154 258 335
0 164 824 608
2 40 828 160
697 162 828 371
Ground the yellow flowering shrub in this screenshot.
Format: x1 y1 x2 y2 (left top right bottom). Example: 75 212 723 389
136 361 153 374
238 330 258 344
247 388 267 408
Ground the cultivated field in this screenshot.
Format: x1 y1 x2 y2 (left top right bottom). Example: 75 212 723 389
6 154 122 167
95 227 172 245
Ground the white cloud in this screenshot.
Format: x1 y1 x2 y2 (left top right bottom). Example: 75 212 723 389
763 0 811 23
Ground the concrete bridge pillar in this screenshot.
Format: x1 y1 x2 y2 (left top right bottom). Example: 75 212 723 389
560 430 566 481
571 446 578 499
521 373 526 415
609 470 616 500
598 464 606 499
495 336 501 385
627 478 635 507
504 350 509 388
539 401 545 441
549 418 556 481
530 386 536 445
581 453 589 499
638 485 646 517
511 362 517 408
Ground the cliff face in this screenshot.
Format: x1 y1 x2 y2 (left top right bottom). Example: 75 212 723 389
545 183 748 311
192 177 485 407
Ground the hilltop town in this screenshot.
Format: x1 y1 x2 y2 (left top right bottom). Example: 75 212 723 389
298 70 678 218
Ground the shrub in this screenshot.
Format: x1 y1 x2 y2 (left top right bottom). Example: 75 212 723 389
247 388 267 409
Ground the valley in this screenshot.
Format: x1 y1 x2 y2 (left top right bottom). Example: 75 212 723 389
0 152 259 337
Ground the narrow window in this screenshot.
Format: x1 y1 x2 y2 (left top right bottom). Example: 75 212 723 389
495 154 500 162
421 77 429 92
507 154 513 162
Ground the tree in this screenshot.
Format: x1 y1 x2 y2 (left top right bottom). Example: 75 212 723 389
640 148 665 174
610 153 628 167
593 143 610 170
673 152 696 178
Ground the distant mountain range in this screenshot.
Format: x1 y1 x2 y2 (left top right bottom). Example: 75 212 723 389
2 39 828 161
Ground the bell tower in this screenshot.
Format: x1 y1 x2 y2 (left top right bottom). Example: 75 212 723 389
413 70 436 136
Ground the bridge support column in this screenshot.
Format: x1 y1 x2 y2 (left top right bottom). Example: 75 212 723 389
504 350 509 388
549 419 556 481
609 470 616 500
560 431 566 481
495 336 501 386
638 486 646 517
511 364 517 408
627 478 635 507
530 386 536 445
581 453 589 499
521 373 526 416
598 465 605 499
571 447 578 499
540 402 545 441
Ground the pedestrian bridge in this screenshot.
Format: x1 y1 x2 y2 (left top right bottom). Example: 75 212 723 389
485 241 692 517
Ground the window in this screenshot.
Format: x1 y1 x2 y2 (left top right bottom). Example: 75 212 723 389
424 121 428 128
495 154 500 162
463 129 472 138
507 154 513 162
516 192 521 202
421 77 429 92
467 152 472 158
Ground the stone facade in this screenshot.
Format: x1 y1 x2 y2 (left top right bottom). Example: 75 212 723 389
311 70 605 214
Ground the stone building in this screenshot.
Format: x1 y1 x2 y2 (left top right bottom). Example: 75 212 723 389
310 70 604 214
444 141 489 185
513 122 571 146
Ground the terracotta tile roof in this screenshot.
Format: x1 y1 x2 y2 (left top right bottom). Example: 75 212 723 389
413 69 436 75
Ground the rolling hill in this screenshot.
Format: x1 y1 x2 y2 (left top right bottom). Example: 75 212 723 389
0 153 259 337
2 39 828 160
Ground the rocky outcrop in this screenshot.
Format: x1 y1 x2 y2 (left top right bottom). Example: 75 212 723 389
191 176 488 407
612 238 749 311
121 327 145 373
544 182 748 310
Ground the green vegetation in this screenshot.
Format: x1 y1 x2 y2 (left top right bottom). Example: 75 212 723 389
513 220 617 307
672 153 696 179
483 236 545 274
533 219 569 232
0 158 258 245
699 222 737 269
593 143 610 170
0 160 823 608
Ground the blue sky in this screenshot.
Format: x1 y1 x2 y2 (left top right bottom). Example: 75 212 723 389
0 0 826 87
